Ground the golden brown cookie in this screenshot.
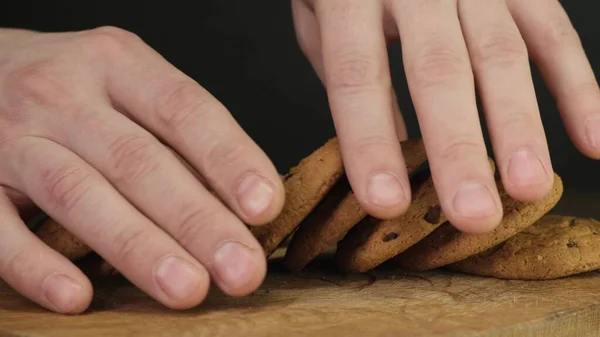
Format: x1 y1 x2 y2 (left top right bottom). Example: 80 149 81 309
393 173 564 271
334 158 496 273
285 138 427 271
36 217 91 262
448 215 600 280
251 137 344 257
284 138 427 272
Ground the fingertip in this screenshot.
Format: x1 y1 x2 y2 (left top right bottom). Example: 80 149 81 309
235 173 285 227
40 271 94 315
446 181 503 234
502 148 555 202
212 241 266 298
360 171 412 220
447 209 503 235
153 255 211 310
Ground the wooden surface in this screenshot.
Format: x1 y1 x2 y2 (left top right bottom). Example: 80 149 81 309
1 249 600 337
0 192 599 337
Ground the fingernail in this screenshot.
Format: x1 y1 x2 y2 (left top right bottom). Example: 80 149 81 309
366 172 406 207
453 182 496 218
507 149 548 186
155 256 206 301
237 174 274 217
213 242 257 290
585 116 600 150
42 273 81 313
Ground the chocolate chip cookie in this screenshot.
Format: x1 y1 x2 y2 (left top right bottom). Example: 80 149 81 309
284 138 427 272
393 173 564 271
251 137 344 257
335 158 496 273
448 215 600 280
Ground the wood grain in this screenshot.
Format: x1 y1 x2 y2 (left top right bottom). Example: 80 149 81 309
1 247 600 337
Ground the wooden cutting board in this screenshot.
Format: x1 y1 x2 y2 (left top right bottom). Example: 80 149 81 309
1 191 599 337
0 248 600 337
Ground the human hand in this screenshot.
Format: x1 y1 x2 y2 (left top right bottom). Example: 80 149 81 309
292 0 600 232
0 27 285 313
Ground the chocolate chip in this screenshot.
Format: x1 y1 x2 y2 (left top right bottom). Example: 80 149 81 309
424 206 441 224
567 241 578 248
383 233 399 242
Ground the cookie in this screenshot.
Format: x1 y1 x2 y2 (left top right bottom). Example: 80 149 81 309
284 138 427 272
251 137 344 257
334 157 496 273
448 215 600 280
393 173 564 271
36 217 91 262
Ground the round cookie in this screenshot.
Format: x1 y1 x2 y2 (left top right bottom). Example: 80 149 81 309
393 173 564 271
448 215 600 280
284 138 427 272
251 137 344 257
334 157 496 273
36 217 91 262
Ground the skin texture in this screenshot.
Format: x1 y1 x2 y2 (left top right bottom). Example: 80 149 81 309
292 0 600 234
0 27 286 314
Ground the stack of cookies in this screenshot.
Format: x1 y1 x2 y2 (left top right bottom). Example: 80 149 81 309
31 137 600 281
254 137 600 281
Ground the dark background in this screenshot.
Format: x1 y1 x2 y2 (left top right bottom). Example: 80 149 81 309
1 1 599 216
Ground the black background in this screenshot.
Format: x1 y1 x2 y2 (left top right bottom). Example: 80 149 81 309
1 1 599 216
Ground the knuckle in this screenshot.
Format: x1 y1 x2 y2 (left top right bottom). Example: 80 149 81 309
107 134 163 186
501 111 535 133
154 81 215 132
540 18 581 50
410 44 469 90
201 140 249 176
1 247 34 279
40 163 92 215
438 137 487 163
348 135 398 159
327 51 385 93
473 30 528 68
172 204 218 247
81 26 140 59
3 61 73 111
111 226 153 264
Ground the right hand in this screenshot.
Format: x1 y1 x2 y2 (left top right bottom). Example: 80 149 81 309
0 27 285 313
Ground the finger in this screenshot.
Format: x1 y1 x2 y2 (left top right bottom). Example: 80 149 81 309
392 0 502 232
7 138 210 310
315 0 411 219
508 0 600 159
60 107 266 296
292 0 325 83
1 186 38 220
293 0 408 143
92 27 284 226
458 0 554 202
0 192 92 314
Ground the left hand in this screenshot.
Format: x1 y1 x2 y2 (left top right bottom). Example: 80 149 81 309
292 0 600 233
